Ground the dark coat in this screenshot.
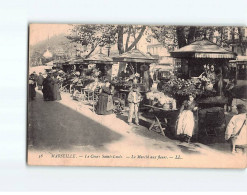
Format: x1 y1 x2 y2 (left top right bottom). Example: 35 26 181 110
37 75 44 86
53 78 61 101
96 86 114 115
42 76 54 100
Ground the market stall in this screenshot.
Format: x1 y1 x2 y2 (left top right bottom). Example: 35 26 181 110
66 57 88 73
113 49 158 92
229 56 247 81
84 52 114 81
165 38 237 141
53 59 67 70
140 39 237 141
170 38 237 79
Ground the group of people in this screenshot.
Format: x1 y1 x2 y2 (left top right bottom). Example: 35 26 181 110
42 73 62 101
199 64 238 112
28 71 62 101
95 79 142 126
30 67 246 154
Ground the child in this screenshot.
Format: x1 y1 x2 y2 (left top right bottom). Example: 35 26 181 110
127 85 142 125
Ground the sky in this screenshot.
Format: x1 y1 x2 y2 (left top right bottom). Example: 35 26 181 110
29 24 71 46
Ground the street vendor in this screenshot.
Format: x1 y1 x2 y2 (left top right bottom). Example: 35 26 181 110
176 93 198 143
120 69 130 79
96 79 114 115
215 67 224 96
224 78 236 112
199 64 216 84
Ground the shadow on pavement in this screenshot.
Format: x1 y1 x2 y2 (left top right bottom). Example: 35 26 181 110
28 92 122 151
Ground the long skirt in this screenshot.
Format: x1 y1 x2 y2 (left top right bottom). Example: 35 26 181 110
29 84 36 100
96 95 113 115
42 85 53 101
176 110 194 137
53 84 62 101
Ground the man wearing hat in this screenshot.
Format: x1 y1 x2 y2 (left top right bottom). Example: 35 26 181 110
225 104 247 154
127 85 142 125
32 71 38 87
37 72 44 90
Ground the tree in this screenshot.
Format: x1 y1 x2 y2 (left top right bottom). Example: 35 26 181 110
149 25 238 50
68 24 147 56
237 27 246 56
125 25 146 52
67 24 118 58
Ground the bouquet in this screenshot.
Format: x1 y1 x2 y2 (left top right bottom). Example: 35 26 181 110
162 78 204 96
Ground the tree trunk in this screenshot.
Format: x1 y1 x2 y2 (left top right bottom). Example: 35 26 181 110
188 26 196 44
231 27 235 52
176 26 187 48
238 27 246 56
85 42 99 58
126 25 146 52
117 25 124 54
125 25 132 51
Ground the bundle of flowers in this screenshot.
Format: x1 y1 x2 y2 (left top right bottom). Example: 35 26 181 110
146 91 175 105
162 78 204 96
84 81 104 91
111 77 132 89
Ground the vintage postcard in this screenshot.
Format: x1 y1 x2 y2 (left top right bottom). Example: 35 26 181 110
28 24 247 168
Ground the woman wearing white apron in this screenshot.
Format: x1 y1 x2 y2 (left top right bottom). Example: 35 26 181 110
176 94 198 143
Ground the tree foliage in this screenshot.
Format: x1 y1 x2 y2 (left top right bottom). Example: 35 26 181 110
149 25 247 54
67 24 147 56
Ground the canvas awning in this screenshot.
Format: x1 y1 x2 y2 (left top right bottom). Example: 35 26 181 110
113 49 158 63
170 39 237 59
84 52 113 64
53 59 66 64
68 57 85 65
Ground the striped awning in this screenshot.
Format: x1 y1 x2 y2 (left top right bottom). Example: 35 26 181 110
170 39 237 59
194 53 236 59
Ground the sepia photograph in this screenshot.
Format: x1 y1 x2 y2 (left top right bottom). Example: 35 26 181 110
27 24 247 168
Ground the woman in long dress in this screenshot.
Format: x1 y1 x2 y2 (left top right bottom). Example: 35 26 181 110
96 80 114 115
215 67 223 96
29 74 36 101
42 74 54 101
176 94 197 143
53 74 62 101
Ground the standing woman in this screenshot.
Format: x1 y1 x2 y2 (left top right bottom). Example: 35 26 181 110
43 73 54 101
96 80 114 115
29 74 36 101
53 73 62 101
176 94 198 143
215 67 223 96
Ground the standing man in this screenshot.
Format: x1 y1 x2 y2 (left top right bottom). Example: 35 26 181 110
225 78 236 112
32 71 38 87
225 104 247 154
127 85 142 126
37 72 44 90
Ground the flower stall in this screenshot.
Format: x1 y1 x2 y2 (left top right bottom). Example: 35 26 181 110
84 52 114 81
112 49 158 105
170 38 237 80
113 49 158 92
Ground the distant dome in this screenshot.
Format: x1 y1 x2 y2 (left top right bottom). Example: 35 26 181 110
43 49 53 58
